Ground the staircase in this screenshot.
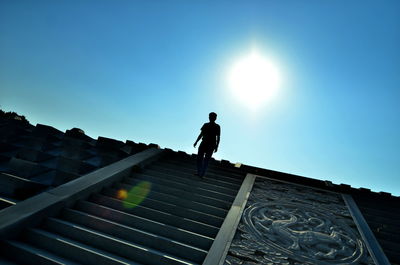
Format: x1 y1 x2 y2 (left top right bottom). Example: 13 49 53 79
0 152 245 265
353 195 400 265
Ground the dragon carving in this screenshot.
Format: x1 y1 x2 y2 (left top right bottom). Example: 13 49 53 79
252 207 354 259
225 178 374 265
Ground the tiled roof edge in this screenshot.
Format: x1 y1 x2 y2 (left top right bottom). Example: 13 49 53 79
2 110 397 200
240 164 400 200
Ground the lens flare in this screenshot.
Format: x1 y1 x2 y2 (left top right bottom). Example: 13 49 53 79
117 181 152 209
117 189 128 200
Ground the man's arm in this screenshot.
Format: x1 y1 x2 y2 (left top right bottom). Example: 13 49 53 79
214 126 220 152
194 131 203 148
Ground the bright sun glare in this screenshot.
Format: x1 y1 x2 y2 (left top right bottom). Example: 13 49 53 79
228 49 281 110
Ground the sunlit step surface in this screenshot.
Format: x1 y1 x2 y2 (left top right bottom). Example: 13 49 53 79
160 158 244 180
156 160 244 184
126 173 236 202
135 169 238 196
101 187 225 227
88 193 220 238
145 166 240 191
76 199 214 251
118 178 232 210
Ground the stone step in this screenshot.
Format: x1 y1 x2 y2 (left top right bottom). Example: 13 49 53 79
384 249 400 265
356 198 400 209
129 173 236 202
60 208 207 263
114 179 231 211
75 200 213 250
121 177 232 210
162 157 244 178
362 212 400 228
157 160 244 183
366 219 400 233
89 193 220 238
141 167 238 194
134 170 237 197
374 229 400 242
359 205 400 220
156 159 243 181
102 187 224 227
0 196 17 210
25 228 140 265
1 239 81 265
0 172 47 198
43 217 194 265
109 184 227 218
385 249 400 265
146 165 240 191
374 237 400 256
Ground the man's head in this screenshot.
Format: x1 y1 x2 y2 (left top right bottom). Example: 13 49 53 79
209 112 217 122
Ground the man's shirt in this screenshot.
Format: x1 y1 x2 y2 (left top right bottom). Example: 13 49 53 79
200 122 220 148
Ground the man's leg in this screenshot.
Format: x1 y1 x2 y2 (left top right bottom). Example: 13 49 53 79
200 148 213 177
197 145 206 175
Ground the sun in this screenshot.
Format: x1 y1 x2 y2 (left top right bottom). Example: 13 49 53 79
227 50 281 110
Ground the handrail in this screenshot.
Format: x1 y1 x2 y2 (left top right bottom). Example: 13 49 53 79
0 147 164 240
342 194 391 265
202 173 256 265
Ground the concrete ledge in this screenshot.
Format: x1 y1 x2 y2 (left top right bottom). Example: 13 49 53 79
202 173 256 265
0 148 164 240
342 194 391 265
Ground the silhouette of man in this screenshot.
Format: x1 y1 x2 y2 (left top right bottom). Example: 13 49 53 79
194 112 220 178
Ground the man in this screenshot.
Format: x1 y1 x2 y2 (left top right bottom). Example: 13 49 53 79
194 112 220 178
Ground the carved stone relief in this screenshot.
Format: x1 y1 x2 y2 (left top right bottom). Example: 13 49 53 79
224 178 374 265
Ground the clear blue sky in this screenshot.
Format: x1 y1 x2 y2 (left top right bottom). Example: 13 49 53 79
1 1 399 195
